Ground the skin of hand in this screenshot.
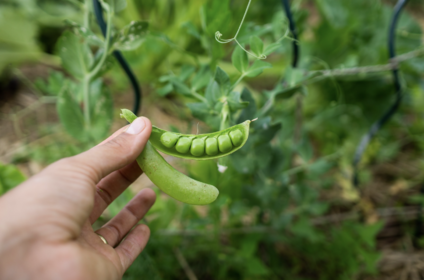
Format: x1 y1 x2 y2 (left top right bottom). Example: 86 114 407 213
0 117 156 280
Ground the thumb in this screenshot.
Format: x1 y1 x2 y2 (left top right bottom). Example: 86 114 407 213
66 117 152 183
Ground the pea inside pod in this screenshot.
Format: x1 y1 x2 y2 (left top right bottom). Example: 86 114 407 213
176 137 193 154
205 138 218 156
191 137 206 157
230 130 243 146
161 132 180 148
218 135 233 153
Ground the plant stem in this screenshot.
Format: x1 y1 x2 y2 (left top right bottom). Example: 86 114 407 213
88 4 113 79
83 0 90 29
82 76 91 129
220 102 230 130
173 248 198 280
191 90 208 103
294 94 303 144
232 74 245 90
309 48 424 81
82 1 113 128
67 0 84 7
258 97 274 117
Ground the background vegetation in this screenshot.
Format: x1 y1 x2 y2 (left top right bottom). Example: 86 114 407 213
1 0 424 279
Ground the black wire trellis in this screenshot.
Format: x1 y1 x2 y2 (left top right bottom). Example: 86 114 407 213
281 0 299 68
92 0 142 115
352 0 408 187
282 0 424 243
281 0 409 187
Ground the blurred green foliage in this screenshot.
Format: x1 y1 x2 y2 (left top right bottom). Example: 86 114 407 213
1 0 424 279
0 163 26 195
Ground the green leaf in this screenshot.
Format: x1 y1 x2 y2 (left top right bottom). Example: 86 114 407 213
239 236 260 258
169 78 192 96
179 65 196 82
88 79 113 141
35 70 66 96
308 202 330 216
214 67 231 96
65 20 103 47
114 21 149 51
187 102 210 121
232 46 249 74
245 258 270 276
108 189 133 217
270 83 298 100
108 0 127 13
409 195 424 204
187 103 220 129
238 88 256 122
124 251 163 280
250 36 264 57
357 222 384 248
0 7 42 73
202 0 231 36
57 85 87 142
205 80 220 105
264 41 282 55
56 30 93 80
290 218 324 242
308 159 334 177
316 0 348 28
227 91 249 111
182 21 201 39
0 163 26 195
90 52 115 80
285 67 306 87
191 65 211 91
297 137 313 162
244 60 272 78
157 83 173 97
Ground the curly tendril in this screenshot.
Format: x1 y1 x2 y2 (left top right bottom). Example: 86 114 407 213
215 0 267 60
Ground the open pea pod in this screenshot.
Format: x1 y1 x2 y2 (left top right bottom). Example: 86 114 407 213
120 109 219 205
149 121 252 160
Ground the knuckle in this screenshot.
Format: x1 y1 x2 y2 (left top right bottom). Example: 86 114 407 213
106 223 123 241
105 136 128 152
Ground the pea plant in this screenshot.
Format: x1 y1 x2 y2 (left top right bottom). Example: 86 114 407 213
36 0 148 143
142 0 424 279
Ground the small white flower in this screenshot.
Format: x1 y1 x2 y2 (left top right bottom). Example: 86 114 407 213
218 164 228 173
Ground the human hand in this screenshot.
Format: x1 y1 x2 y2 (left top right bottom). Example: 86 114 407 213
0 117 156 280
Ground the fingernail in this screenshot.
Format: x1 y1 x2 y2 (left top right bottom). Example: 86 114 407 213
126 118 146 135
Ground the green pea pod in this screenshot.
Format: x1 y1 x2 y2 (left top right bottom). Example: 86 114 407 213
149 122 251 161
120 109 219 205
